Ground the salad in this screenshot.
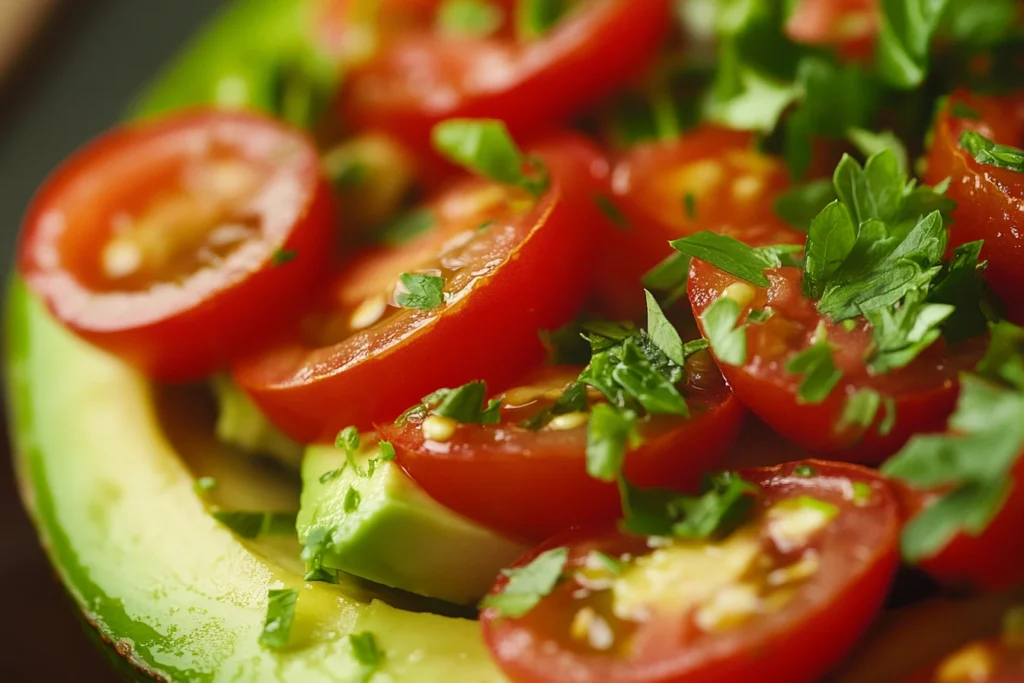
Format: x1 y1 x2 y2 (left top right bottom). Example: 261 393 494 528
8 0 1024 681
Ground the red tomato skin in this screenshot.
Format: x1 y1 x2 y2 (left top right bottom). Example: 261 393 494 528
482 460 900 683
232 136 604 441
18 110 336 381
900 456 1024 592
688 260 980 463
339 0 672 151
925 91 1024 324
380 390 745 542
599 127 793 319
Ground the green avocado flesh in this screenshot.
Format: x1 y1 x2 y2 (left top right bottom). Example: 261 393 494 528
212 375 303 467
5 280 507 682
299 444 528 605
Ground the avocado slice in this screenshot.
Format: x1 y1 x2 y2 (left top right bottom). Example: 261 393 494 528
129 0 338 129
211 374 303 468
299 443 527 605
5 280 509 681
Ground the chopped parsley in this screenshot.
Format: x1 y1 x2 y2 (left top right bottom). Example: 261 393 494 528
271 248 297 266
259 588 298 650
785 323 842 404
479 546 568 618
515 0 568 41
212 511 298 539
378 441 396 462
349 631 385 682
700 296 747 366
620 471 758 538
431 118 548 196
396 273 446 311
875 0 951 89
671 231 797 287
774 179 836 231
883 322 1024 562
521 381 588 431
193 476 218 494
378 208 436 246
437 0 504 38
684 192 698 220
398 381 503 425
595 194 631 230
335 426 364 476
343 486 361 514
959 131 1024 173
645 290 686 366
585 403 639 482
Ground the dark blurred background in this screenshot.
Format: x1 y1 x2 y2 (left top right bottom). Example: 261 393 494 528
0 2 220 679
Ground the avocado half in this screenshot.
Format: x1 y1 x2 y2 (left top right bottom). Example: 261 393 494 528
5 281 507 681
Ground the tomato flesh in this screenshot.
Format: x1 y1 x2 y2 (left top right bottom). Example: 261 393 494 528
232 136 604 441
18 110 336 381
925 91 1024 324
688 260 983 463
339 0 671 151
380 359 745 542
482 460 900 683
601 127 797 319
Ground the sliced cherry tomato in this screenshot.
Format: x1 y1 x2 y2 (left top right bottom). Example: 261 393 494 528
232 136 604 441
17 110 336 381
339 0 671 151
688 261 984 463
482 460 900 683
600 126 795 319
785 0 878 60
925 91 1024 324
897 454 1024 592
379 356 745 542
907 633 1024 683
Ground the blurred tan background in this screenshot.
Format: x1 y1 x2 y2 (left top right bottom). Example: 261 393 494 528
0 2 220 679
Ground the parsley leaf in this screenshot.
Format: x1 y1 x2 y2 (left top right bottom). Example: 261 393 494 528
960 131 1024 173
833 150 905 225
585 403 639 482
595 194 631 230
480 546 568 618
786 323 842 404
645 290 686 366
349 631 385 683
260 588 298 650
775 179 836 231
432 118 548 195
521 381 587 431
671 231 788 287
875 0 952 89
515 0 568 41
431 381 503 424
700 297 747 366
212 511 297 539
838 388 884 434
396 273 445 310
620 472 758 538
802 200 857 299
884 353 1024 562
378 208 436 246
847 128 910 176
272 249 297 266
865 289 954 373
437 0 504 38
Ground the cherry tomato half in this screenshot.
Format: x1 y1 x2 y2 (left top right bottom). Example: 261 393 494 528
898 454 1024 592
339 0 672 151
380 359 744 542
688 261 983 463
907 633 1024 683
232 136 605 441
18 110 337 381
482 460 900 683
785 0 878 60
601 127 794 318
925 91 1024 324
